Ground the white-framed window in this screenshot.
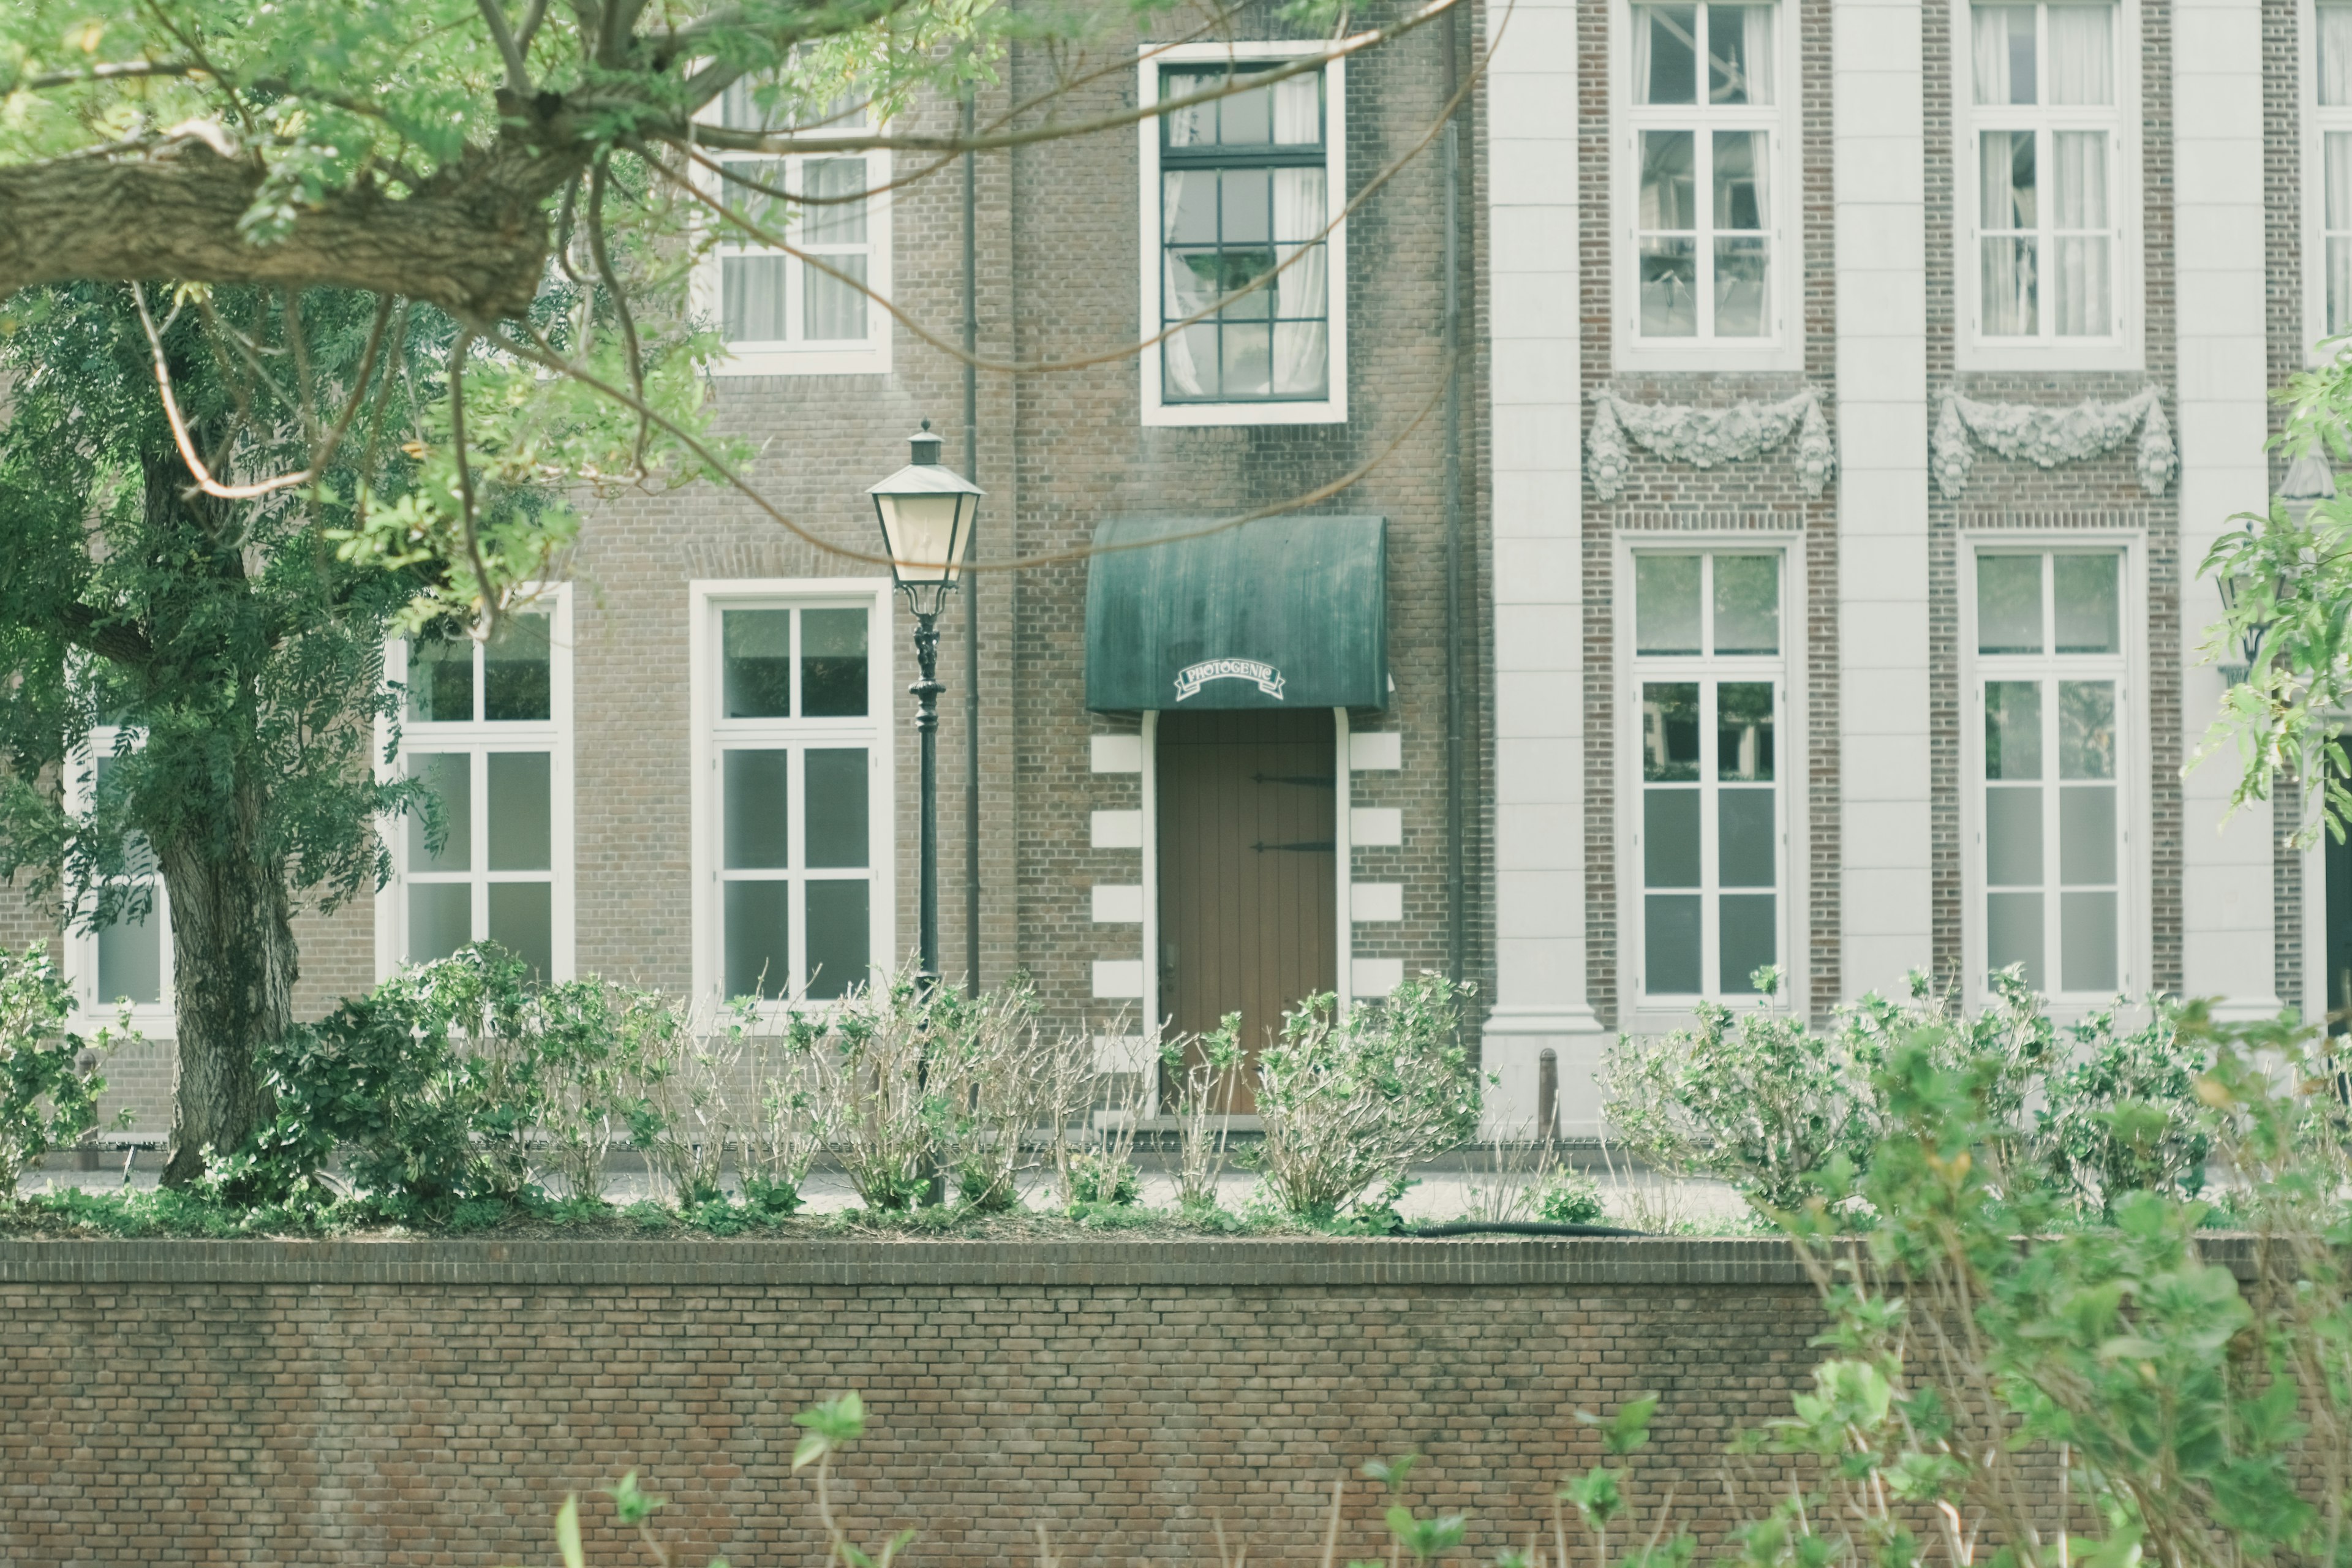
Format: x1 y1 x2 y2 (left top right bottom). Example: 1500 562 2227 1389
690 581 895 1004
378 592 575 984
1138 42 1349 426
692 80 893 377
1624 548 1790 1005
1962 544 2142 1000
63 728 172 1028
1614 0 1801 369
2305 0 2352 352
1954 0 2143 368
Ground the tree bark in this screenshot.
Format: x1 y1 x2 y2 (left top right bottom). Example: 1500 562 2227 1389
157 798 299 1187
0 127 582 323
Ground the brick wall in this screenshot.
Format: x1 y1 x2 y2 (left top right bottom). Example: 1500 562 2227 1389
0 1238 1833 1568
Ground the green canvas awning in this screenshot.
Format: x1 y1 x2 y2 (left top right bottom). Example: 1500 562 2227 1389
1084 514 1388 712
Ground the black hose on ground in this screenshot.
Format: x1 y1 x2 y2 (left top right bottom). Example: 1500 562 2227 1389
1408 1220 1647 1239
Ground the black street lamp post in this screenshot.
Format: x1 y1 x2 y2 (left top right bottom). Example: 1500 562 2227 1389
867 421 984 995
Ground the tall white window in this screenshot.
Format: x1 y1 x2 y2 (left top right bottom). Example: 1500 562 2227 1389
1626 2 1781 343
1968 549 2132 997
383 596 573 984
1139 43 1348 426
66 731 171 1022
2310 2 2352 343
695 80 892 376
1964 1 2132 353
1629 551 1786 1002
694 588 892 1003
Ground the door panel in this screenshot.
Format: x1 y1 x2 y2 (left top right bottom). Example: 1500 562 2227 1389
1156 708 1338 1111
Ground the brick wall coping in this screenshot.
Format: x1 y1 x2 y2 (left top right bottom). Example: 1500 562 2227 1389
0 1235 1838 1287
0 1234 2268 1287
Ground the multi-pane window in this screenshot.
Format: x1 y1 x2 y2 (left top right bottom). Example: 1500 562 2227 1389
2315 4 2352 336
1968 2 2121 341
393 607 569 984
1157 63 1332 403
703 80 888 369
1972 550 2128 996
709 603 881 1001
1631 552 1784 1001
1627 1 1779 342
70 738 170 1015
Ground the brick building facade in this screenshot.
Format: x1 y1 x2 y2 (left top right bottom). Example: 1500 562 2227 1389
36 0 2323 1139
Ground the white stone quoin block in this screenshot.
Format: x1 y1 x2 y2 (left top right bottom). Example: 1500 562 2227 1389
1349 732 1402 771
1349 808 1403 847
1091 960 1145 999
1090 735 1144 774
1350 883 1404 923
1089 810 1142 849
1091 884 1145 924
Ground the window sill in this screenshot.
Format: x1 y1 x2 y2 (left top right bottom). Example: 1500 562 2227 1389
1956 338 2143 374
1612 337 1804 375
1141 396 1347 428
712 344 893 377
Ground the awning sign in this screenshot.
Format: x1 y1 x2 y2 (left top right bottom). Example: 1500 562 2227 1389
1084 514 1388 712
1174 658 1285 703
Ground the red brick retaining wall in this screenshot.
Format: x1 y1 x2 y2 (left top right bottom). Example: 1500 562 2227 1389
2 1239 1834 1568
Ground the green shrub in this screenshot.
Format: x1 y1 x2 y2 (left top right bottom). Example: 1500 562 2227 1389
1065 1147 1140 1206
1532 1172 1605 1226
1250 974 1482 1221
0 942 119 1201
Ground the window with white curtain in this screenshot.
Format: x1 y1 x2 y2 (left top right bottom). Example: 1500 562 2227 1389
695 79 892 376
382 595 574 986
1966 2 2125 345
1623 1 1785 349
64 732 172 1023
1627 550 1787 1004
2311 3 2352 342
1139 45 1348 426
1967 549 2134 999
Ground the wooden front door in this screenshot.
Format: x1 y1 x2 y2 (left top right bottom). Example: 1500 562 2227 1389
1156 708 1337 1111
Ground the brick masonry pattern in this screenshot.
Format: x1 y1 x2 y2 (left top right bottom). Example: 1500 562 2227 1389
2 1239 1839 1568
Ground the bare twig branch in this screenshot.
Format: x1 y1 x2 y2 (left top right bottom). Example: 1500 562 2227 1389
477 0 535 96
132 282 318 501
477 318 1452 578
19 59 197 89
586 160 649 469
444 328 498 630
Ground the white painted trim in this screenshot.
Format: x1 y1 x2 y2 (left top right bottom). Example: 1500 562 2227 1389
2304 831 2329 1025
1954 534 2152 1008
1139 710 1162 1115
1136 41 1349 427
1610 0 1807 371
375 586 578 987
1335 707 1354 1012
2299 0 2352 361
1948 0 2147 371
685 578 897 1007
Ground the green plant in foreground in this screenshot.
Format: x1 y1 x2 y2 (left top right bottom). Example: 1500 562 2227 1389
0 942 120 1201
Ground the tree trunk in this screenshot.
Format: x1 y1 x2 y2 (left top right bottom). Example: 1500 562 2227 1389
0 126 581 324
157 796 299 1188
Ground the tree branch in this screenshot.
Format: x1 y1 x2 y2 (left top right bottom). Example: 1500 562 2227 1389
18 59 197 90
477 0 535 97
0 137 570 321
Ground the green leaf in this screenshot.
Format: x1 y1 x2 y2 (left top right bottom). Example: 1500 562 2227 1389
555 1495 584 1568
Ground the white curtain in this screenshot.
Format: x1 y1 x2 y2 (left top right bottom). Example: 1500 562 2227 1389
1273 72 1319 143
1632 6 1654 104
2047 6 2113 105
1272 169 1329 396
1161 170 1208 396
2324 6 2352 103
1980 132 2036 333
1972 6 2014 105
2330 135 2352 333
1741 5 1776 103
1163 70 1214 146
2049 131 2108 334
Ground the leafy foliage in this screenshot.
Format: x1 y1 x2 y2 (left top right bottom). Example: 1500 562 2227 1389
1250 975 1483 1221
0 942 120 1200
